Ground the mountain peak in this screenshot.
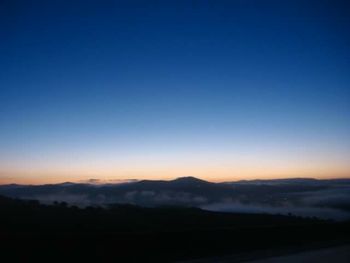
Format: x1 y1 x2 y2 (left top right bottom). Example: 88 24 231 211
172 176 209 184
57 182 76 186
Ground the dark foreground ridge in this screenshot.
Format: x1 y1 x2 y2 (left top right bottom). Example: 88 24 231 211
1 195 349 262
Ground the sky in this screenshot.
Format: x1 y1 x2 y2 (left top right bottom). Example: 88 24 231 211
0 0 349 184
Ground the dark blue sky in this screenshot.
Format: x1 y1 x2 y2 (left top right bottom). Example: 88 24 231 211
1 0 349 183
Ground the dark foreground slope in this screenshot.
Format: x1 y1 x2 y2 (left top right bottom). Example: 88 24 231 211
1 195 349 262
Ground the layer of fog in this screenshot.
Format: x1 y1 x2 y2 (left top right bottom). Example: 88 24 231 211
8 183 350 221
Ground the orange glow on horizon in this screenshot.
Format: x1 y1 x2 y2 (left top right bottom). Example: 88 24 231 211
1 162 349 185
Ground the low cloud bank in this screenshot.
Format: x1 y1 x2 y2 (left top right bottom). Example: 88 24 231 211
123 190 208 206
79 179 139 185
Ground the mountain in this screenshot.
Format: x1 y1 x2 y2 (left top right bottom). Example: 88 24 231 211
126 176 220 191
172 176 212 185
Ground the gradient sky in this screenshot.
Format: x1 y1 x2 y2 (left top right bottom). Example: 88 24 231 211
1 0 350 184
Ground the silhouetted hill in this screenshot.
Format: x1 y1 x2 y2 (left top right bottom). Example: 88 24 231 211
131 176 213 188
232 178 319 185
172 176 212 184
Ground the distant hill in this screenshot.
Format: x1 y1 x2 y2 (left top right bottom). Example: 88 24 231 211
230 178 319 185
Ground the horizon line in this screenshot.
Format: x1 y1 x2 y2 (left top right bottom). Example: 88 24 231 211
1 175 350 186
